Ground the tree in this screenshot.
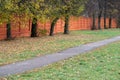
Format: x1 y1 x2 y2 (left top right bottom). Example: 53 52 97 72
103 0 115 29
106 0 115 28
62 0 86 34
114 0 120 28
85 0 106 30
0 0 31 39
97 0 104 30
23 0 49 37
49 17 59 36
48 0 86 36
47 0 63 36
0 0 18 39
85 0 98 30
19 0 50 37
85 0 120 29
117 15 120 28
103 0 107 29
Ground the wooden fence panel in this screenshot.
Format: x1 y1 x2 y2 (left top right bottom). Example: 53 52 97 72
0 17 117 40
0 23 6 40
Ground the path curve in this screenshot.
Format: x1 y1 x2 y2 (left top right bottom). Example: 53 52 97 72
0 36 120 77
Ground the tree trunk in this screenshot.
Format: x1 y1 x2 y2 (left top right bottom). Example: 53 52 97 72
117 15 120 28
6 23 11 39
64 15 70 34
49 17 59 36
31 18 37 37
98 11 102 30
104 0 107 29
109 14 112 28
104 14 107 29
91 13 96 30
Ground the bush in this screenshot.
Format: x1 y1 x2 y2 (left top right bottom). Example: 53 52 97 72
37 29 48 36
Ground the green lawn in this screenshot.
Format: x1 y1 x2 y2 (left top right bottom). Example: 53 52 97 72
0 29 120 66
5 41 120 80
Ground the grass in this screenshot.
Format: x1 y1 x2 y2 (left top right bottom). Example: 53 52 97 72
5 40 120 80
0 29 120 66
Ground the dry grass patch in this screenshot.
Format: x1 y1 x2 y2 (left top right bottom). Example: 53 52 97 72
6 41 120 80
0 29 120 65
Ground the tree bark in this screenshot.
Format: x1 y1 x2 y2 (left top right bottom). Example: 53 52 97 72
109 14 112 28
104 0 107 29
91 13 96 30
98 11 102 30
104 14 107 29
64 15 70 34
117 15 120 28
31 18 37 37
6 23 11 39
49 17 59 36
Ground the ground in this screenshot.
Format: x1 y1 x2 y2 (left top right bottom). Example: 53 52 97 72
0 29 120 79
0 29 120 66
5 41 120 80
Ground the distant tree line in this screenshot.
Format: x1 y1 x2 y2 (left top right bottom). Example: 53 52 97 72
85 0 120 30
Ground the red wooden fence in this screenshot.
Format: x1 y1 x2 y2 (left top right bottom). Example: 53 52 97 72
0 17 117 40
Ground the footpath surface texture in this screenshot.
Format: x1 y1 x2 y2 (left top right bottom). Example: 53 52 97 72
0 36 120 77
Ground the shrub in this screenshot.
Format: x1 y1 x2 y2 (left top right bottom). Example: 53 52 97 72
37 29 48 37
